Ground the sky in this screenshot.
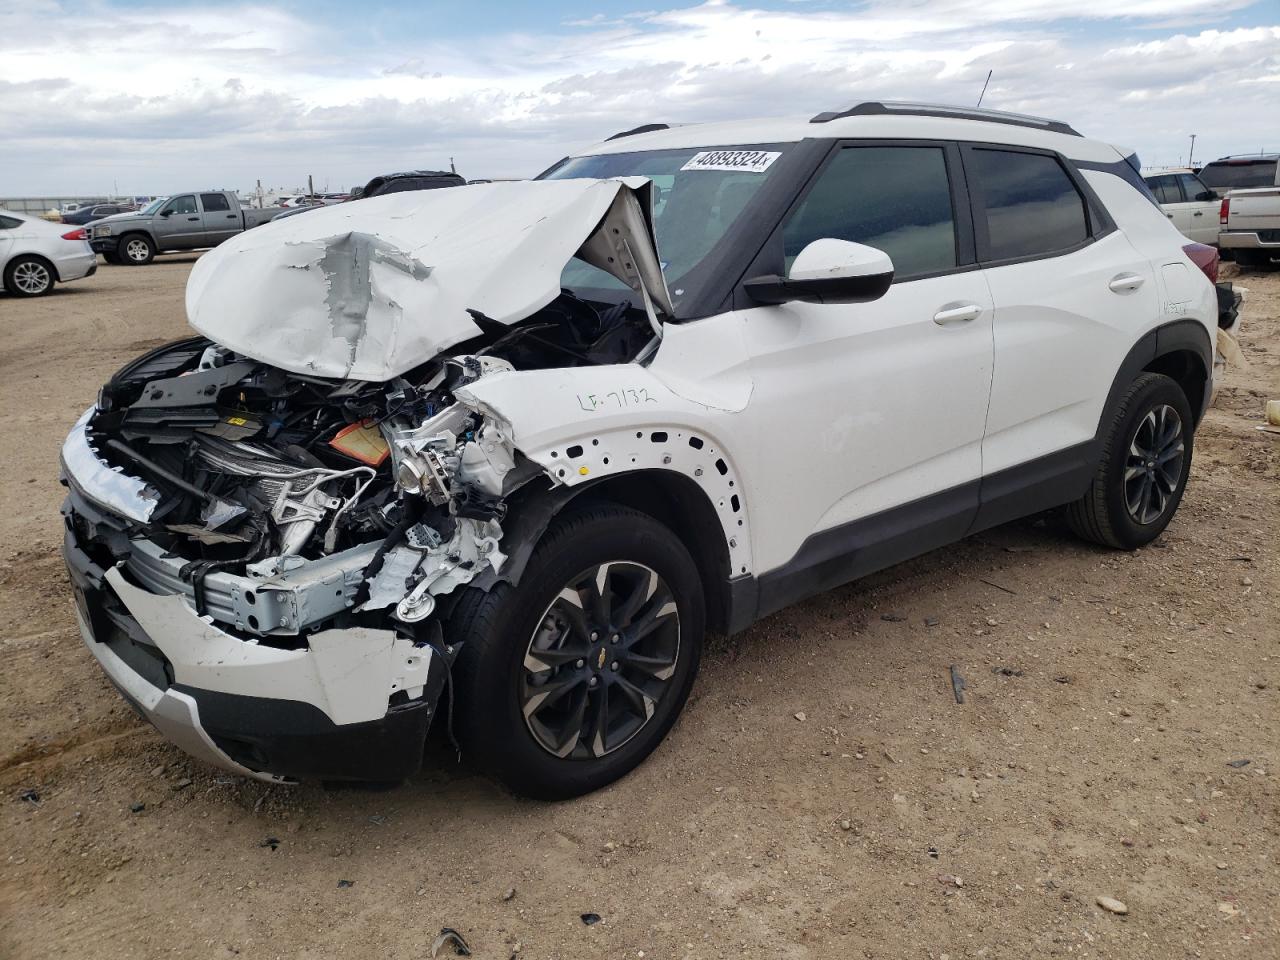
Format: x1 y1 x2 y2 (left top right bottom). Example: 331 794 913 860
1 0 1277 196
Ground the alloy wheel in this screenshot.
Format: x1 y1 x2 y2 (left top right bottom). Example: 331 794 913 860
125 239 150 262
521 561 680 760
1124 403 1185 525
12 261 51 294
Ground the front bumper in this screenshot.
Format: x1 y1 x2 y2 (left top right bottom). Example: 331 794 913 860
64 527 445 781
1219 230 1280 251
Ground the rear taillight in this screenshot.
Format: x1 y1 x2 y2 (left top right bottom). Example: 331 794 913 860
61 228 87 240
1183 242 1219 284
1219 197 1230 224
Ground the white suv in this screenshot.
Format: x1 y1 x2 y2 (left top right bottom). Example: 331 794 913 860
60 102 1217 798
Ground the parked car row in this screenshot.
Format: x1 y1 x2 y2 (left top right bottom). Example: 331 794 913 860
1144 153 1279 266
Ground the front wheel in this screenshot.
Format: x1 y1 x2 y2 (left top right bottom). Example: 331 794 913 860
1067 372 1194 549
3 256 55 297
447 504 704 799
119 234 155 265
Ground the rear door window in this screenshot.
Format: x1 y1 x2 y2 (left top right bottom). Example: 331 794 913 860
968 148 1089 262
781 145 957 278
201 193 231 212
1145 175 1183 205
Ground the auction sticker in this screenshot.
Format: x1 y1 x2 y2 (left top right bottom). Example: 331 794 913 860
681 150 781 173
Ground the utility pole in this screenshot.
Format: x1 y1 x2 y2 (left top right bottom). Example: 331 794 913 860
450 157 456 174
308 174 314 200
1188 134 1197 167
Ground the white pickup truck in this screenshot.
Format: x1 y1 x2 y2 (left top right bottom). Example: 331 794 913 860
1199 154 1280 268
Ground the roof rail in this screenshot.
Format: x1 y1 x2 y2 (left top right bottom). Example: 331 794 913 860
605 123 670 141
809 101 1081 137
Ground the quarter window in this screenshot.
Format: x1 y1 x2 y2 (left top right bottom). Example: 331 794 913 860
782 146 957 278
201 193 231 212
970 149 1089 261
0 215 21 229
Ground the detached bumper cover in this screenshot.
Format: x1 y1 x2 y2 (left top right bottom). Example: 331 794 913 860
63 521 446 782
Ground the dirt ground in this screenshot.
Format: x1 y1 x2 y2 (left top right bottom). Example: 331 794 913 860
0 254 1276 960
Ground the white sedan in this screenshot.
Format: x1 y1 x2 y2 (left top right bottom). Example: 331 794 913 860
0 209 98 297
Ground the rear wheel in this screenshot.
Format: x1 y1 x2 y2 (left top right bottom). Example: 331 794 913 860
1067 372 1194 549
101 249 122 265
447 505 704 799
3 256 55 297
119 234 155 265
1234 250 1273 270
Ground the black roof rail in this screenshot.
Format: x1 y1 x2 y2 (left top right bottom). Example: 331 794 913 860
810 101 1081 137
605 123 670 141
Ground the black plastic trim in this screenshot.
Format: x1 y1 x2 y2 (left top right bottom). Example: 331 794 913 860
605 123 670 141
810 101 1081 137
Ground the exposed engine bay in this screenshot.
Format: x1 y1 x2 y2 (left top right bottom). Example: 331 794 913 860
71 291 655 649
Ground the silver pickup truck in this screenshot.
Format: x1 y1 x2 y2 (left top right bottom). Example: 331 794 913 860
88 190 277 265
1200 154 1280 268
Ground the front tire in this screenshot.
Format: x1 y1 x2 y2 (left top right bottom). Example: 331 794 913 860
447 504 705 799
119 234 155 265
1067 372 1194 549
3 256 55 297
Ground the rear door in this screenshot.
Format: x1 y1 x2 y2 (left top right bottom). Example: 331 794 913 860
969 145 1162 507
154 194 201 248
200 193 240 245
0 215 19 272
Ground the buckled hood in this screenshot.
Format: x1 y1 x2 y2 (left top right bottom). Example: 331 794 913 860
184 178 673 382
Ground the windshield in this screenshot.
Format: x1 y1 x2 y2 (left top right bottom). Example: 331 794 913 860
542 144 790 307
1199 161 1276 191
139 197 169 215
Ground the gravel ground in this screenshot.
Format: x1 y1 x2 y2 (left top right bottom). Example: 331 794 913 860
0 255 1276 960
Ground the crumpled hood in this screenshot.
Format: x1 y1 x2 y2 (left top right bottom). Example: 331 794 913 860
185 178 672 382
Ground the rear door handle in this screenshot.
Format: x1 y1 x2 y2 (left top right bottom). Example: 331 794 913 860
1109 273 1145 293
933 303 982 325
1193 211 1204 216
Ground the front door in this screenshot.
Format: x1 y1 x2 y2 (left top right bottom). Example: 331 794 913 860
734 142 995 580
154 195 201 248
1173 173 1220 245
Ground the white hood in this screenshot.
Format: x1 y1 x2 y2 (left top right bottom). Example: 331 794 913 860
185 178 673 382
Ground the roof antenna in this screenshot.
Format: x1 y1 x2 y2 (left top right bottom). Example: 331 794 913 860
976 70 992 108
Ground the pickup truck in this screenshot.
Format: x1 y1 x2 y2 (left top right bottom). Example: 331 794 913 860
88 191 277 265
1219 187 1280 268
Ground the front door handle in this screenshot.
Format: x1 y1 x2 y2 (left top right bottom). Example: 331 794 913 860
933 303 982 325
1109 273 1145 293
187 216 199 221
1193 211 1204 216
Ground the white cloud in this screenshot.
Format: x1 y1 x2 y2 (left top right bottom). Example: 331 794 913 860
0 1 1276 193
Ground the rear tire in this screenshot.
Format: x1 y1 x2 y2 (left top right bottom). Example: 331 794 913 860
101 249 122 265
447 504 704 800
3 255 55 297
1234 250 1272 270
1066 373 1194 549
119 234 155 265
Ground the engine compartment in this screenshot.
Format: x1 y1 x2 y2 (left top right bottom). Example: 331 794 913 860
76 291 654 643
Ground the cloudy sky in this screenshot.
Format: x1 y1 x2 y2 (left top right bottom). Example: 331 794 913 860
1 0 1277 196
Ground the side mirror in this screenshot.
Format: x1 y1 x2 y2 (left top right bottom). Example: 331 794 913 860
744 239 894 305
159 209 173 217
1196 190 1217 202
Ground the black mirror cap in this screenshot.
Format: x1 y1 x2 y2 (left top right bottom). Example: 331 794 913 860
743 270 894 306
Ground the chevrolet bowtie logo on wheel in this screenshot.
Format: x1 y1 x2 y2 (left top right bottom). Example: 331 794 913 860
596 647 607 670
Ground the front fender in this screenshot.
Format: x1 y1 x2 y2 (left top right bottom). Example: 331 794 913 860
456 365 754 577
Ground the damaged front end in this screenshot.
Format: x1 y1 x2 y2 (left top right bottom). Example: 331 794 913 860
60 179 671 782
